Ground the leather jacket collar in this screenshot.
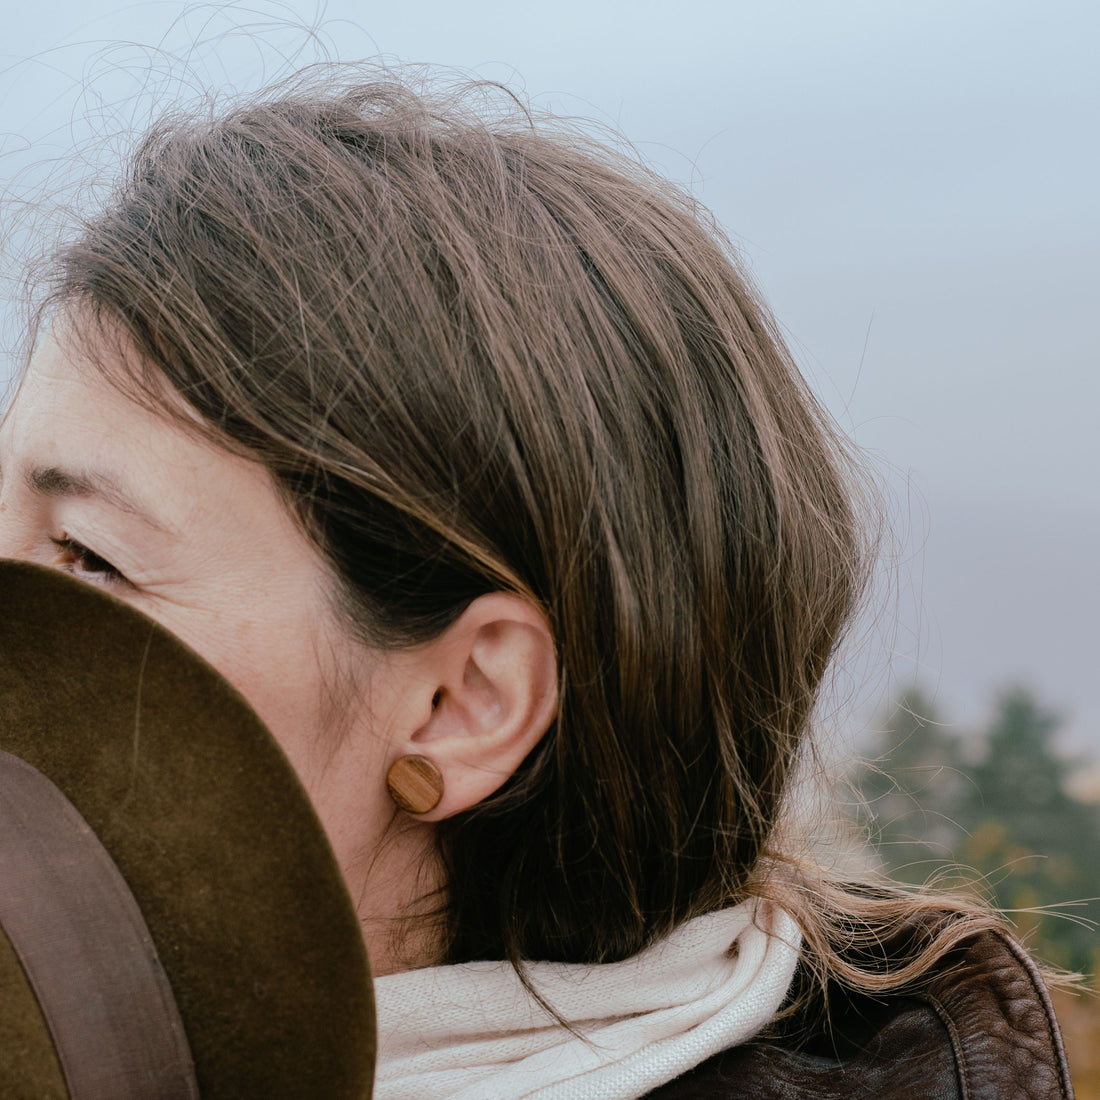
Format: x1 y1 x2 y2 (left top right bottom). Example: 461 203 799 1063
646 918 1074 1099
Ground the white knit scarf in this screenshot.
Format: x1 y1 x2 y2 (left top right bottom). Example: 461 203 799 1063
373 899 801 1100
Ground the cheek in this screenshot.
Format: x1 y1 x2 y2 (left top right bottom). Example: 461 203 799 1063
160 608 334 787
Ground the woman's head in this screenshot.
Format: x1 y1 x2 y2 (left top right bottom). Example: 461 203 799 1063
5 73 866 970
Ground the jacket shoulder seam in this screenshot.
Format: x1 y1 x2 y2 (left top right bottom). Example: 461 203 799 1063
997 933 1075 1099
917 991 971 1100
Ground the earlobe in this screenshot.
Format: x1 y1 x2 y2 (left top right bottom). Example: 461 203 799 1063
387 594 557 820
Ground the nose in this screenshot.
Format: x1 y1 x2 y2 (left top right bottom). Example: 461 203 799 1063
0 479 31 563
0 499 19 559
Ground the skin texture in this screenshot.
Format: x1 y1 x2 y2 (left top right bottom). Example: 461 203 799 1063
0 330 558 974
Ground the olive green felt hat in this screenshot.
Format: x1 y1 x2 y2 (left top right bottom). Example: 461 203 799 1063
0 560 375 1097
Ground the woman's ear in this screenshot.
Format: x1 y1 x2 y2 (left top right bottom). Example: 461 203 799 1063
390 593 557 820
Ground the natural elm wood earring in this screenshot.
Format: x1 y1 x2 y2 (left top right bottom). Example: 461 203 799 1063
385 755 444 815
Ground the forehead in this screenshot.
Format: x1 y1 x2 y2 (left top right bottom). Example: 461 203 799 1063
4 333 165 457
0 331 285 536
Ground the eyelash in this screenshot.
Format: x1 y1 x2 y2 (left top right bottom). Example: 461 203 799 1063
49 536 127 586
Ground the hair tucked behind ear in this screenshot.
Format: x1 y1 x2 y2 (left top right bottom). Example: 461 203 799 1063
45 68 1012 996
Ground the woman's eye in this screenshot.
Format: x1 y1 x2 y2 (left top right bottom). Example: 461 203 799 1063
49 537 127 586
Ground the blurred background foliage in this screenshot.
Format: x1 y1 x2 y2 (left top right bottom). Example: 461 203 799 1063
857 685 1100 1093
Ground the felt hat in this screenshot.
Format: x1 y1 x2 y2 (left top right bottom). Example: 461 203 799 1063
0 559 375 1097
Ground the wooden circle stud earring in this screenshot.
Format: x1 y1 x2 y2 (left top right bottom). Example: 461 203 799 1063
385 755 444 815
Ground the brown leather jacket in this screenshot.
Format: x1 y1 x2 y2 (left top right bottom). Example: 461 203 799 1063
646 924 1075 1099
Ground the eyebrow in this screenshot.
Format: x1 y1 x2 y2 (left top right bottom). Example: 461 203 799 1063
2 462 177 536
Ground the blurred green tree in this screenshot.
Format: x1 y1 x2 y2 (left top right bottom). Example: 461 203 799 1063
959 688 1100 973
860 686 1100 975
859 686 971 881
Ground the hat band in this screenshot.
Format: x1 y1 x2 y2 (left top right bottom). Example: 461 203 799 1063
0 750 198 1098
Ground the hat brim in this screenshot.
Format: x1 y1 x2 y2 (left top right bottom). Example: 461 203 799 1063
0 560 374 1097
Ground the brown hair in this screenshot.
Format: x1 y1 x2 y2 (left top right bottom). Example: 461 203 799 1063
43 71 1005 993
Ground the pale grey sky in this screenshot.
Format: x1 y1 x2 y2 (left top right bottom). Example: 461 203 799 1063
3 0 1098 747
